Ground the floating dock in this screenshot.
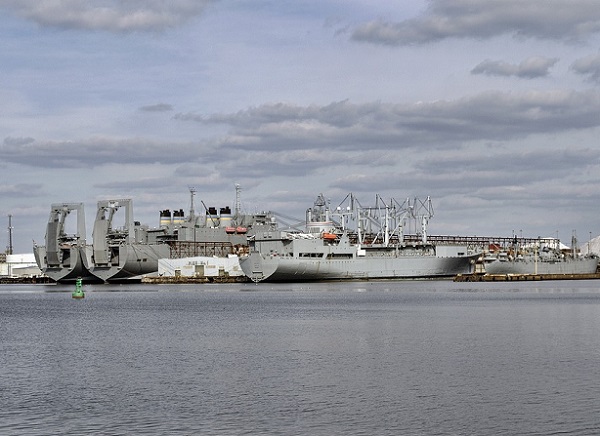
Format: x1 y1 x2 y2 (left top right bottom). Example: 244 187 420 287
454 273 600 282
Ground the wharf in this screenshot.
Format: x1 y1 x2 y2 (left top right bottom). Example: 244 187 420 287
0 276 54 284
141 275 250 284
454 273 600 282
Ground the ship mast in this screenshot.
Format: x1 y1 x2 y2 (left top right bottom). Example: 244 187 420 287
188 186 196 222
235 184 242 219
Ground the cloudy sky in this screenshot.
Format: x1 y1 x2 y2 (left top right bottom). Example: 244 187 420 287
2 0 600 253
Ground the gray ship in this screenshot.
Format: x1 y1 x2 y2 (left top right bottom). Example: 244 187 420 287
484 236 598 275
34 187 278 283
89 194 277 282
240 194 480 282
33 203 99 283
89 198 171 282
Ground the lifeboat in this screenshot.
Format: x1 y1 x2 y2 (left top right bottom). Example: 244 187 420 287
322 232 337 241
236 226 248 234
225 226 236 234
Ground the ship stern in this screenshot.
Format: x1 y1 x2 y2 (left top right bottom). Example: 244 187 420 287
240 251 278 282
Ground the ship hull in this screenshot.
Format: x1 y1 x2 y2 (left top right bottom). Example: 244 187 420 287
90 244 171 282
485 257 598 275
34 202 98 283
242 251 478 282
34 244 100 283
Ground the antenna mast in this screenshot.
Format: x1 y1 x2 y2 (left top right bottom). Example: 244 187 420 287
188 186 196 220
235 184 242 218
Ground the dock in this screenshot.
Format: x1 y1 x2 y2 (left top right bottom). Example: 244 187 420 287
454 273 600 282
0 276 54 284
141 275 250 284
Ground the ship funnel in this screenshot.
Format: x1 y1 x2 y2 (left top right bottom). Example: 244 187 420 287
160 209 172 227
173 209 185 225
219 206 232 228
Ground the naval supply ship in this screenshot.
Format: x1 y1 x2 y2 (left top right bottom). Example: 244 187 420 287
34 187 279 282
483 235 598 275
88 196 276 282
240 193 481 282
89 198 172 282
33 203 100 283
34 200 170 283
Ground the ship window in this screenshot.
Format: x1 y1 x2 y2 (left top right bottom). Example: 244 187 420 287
326 253 353 259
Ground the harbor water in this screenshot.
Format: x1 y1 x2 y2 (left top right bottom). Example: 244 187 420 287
2 280 600 435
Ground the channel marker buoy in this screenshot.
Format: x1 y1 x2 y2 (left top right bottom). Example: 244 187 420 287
72 277 85 299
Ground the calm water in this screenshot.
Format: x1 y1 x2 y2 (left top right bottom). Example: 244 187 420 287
2 280 600 435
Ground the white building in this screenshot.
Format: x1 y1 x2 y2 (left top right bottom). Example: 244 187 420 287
158 255 244 278
0 253 42 277
580 235 600 256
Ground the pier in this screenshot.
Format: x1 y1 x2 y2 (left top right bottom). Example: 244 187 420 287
141 275 249 284
454 273 600 282
0 276 53 284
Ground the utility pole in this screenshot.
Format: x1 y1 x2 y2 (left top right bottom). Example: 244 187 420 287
7 214 13 255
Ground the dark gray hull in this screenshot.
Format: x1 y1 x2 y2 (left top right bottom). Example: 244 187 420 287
34 245 98 283
485 257 598 275
242 251 478 282
33 203 99 283
89 244 171 282
241 234 479 282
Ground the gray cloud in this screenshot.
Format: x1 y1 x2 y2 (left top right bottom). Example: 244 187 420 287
6 90 600 176
0 137 206 168
471 57 559 78
327 145 595 200
139 103 174 112
351 0 600 45
170 91 600 185
414 147 600 192
177 91 600 153
417 147 600 174
0 183 44 198
4 136 35 146
0 0 213 32
93 177 182 195
571 53 600 82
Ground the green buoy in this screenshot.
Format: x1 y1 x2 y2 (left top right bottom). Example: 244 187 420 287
72 277 85 299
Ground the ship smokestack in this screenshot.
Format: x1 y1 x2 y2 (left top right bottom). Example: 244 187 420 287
160 209 172 227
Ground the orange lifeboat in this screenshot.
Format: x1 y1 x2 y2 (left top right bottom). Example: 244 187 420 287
225 226 236 234
236 226 247 234
322 232 337 241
